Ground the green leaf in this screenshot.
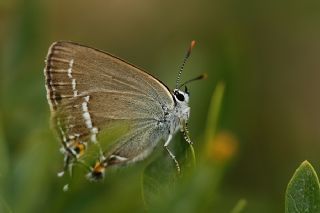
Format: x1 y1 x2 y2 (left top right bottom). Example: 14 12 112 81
230 199 247 213
142 154 178 209
204 82 225 145
141 134 191 209
285 161 320 213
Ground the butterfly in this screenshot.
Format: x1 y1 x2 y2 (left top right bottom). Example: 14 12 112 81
44 40 204 185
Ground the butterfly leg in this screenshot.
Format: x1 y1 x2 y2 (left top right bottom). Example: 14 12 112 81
181 121 196 166
164 134 181 173
181 122 193 145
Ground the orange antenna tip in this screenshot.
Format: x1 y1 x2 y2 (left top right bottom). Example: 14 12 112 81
186 40 196 58
191 40 196 49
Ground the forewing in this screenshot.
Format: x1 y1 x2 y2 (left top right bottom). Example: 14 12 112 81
44 41 174 149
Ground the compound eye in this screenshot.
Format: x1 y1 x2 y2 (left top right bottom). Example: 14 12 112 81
175 91 185 102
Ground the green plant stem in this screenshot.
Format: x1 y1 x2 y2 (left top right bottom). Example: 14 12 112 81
189 143 196 168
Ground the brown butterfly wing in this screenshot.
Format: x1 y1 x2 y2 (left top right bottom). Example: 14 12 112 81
44 41 174 158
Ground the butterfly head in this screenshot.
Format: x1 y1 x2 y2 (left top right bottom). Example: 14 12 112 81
173 88 189 104
173 89 190 121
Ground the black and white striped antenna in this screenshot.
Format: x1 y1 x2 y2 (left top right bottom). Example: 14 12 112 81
175 40 196 89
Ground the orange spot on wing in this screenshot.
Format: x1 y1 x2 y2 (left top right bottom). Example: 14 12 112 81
93 161 105 173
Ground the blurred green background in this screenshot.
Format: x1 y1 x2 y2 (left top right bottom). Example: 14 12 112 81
1 0 320 212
